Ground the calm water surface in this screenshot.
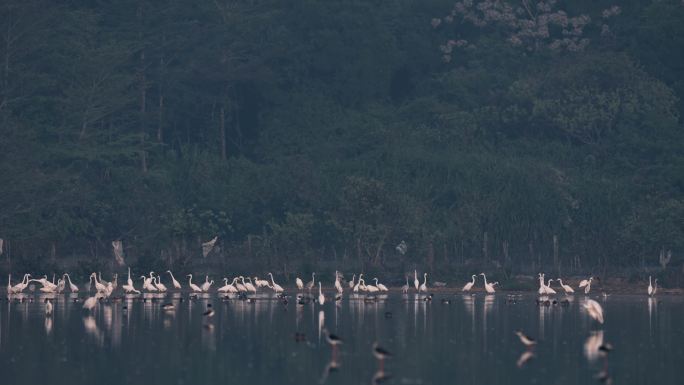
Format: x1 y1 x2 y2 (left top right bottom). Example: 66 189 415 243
1 291 683 385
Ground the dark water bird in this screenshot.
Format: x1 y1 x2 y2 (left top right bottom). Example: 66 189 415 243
598 343 613 356
515 330 537 347
423 294 434 302
203 308 215 317
323 328 343 347
384 311 393 319
373 342 392 360
372 369 392 385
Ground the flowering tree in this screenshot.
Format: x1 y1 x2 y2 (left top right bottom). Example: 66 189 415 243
433 0 622 61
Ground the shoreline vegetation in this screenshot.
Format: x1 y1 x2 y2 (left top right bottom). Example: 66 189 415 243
1 1 682 279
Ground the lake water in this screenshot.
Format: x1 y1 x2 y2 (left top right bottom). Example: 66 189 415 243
1 291 683 385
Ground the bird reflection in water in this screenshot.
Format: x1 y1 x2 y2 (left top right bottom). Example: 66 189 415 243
83 315 104 347
584 331 604 362
372 369 392 385
319 354 341 384
44 316 53 335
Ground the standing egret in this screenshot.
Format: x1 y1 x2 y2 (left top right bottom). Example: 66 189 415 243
401 276 409 293
235 277 247 292
306 273 316 292
375 278 388 292
167 271 182 289
63 273 79 292
579 277 592 289
365 279 379 293
6 274 11 294
419 273 428 293
349 274 356 289
187 274 202 292
353 274 362 293
544 279 557 294
218 278 232 293
318 282 325 305
243 277 257 293
557 278 574 294
268 273 284 293
481 273 496 293
413 270 419 292
45 299 53 316
201 276 213 292
462 275 476 292
334 271 344 294
647 276 653 296
584 278 593 294
155 276 167 292
296 277 304 290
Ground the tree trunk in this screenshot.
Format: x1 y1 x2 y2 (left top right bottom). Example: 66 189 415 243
220 106 227 160
137 3 147 173
482 231 488 263
553 234 559 274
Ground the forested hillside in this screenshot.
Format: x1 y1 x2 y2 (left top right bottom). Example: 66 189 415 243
1 0 682 282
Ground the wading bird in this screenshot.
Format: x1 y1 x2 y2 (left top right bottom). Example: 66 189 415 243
413 270 419 292
372 342 392 371
401 276 409 294
462 275 476 292
167 271 182 289
268 273 284 293
375 278 388 292
648 276 654 296
419 273 428 293
201 276 213 292
306 273 316 292
296 276 304 290
63 273 79 292
481 273 496 294
187 274 202 292
318 282 325 305
349 274 356 289
557 278 574 294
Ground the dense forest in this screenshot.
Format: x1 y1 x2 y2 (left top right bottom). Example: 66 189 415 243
0 0 682 284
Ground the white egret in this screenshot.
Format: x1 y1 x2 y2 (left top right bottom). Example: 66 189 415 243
413 270 419 292
318 282 325 305
653 278 658 296
349 274 356 289
155 276 168 292
243 277 257 293
462 275 476 292
648 276 653 296
579 276 592 289
401 276 409 293
306 273 316 291
334 271 343 294
419 273 428 293
6 274 11 294
187 274 202 292
353 274 362 293
584 278 593 294
481 273 496 293
218 278 232 293
63 273 79 292
375 278 388 292
365 279 379 293
296 277 304 290
90 273 106 292
268 273 284 293
544 279 557 294
167 270 182 289
201 276 213 292
45 299 53 315
557 278 574 294
235 277 247 292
